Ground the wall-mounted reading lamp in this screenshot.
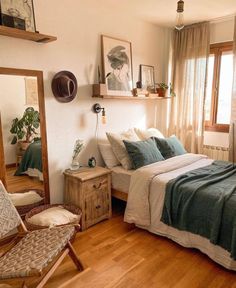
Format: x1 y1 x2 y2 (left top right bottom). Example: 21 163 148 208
92 103 106 124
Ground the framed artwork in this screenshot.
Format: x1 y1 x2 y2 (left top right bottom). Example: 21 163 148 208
0 0 36 32
101 35 133 96
140 65 155 90
25 77 38 105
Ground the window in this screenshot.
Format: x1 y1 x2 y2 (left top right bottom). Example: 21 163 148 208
205 42 233 133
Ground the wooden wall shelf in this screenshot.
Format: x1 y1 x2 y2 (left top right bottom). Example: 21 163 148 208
0 26 57 43
92 94 172 100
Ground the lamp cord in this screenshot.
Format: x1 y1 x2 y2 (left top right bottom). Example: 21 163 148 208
95 113 99 146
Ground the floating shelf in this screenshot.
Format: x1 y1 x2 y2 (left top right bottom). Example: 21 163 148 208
0 26 57 43
92 94 172 100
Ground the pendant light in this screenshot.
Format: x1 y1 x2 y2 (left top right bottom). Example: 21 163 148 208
175 0 184 30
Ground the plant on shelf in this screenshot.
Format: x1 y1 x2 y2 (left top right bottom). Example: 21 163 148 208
10 107 40 150
156 82 176 97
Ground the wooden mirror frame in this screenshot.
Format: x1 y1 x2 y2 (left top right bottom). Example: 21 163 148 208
0 67 50 203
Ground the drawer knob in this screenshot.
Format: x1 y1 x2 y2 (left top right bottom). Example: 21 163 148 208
93 183 102 189
96 205 101 209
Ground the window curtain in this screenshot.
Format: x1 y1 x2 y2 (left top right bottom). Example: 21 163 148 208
169 22 210 153
229 17 236 162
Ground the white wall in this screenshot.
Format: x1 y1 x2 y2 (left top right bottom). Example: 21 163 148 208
0 0 170 202
204 18 234 148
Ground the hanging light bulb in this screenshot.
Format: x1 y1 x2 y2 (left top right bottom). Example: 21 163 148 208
175 0 184 31
101 108 107 125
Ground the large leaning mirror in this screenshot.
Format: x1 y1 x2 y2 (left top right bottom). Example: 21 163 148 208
0 67 50 213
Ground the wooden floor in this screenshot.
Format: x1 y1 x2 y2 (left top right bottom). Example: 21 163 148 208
5 167 44 193
3 200 236 288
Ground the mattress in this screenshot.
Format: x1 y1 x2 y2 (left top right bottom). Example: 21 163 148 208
111 166 134 193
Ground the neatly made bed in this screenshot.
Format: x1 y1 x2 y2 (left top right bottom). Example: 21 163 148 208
110 166 133 202
124 153 236 270
15 140 43 181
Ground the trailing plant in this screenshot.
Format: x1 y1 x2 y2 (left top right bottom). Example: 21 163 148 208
10 107 40 145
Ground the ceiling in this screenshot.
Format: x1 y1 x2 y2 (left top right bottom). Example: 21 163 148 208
98 0 236 27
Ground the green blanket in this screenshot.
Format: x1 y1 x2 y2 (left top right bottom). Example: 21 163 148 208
15 140 42 176
161 161 236 259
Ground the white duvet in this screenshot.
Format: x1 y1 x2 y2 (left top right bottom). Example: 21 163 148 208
124 153 236 270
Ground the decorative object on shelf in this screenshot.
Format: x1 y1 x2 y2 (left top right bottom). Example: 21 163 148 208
0 0 36 32
70 139 84 171
132 88 149 97
10 106 40 148
175 0 184 30
93 83 107 96
51 71 78 103
101 35 133 97
88 156 96 168
156 82 168 97
136 81 142 89
156 83 176 97
92 103 106 124
140 65 155 91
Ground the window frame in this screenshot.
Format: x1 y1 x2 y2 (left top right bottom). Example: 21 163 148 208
205 41 233 133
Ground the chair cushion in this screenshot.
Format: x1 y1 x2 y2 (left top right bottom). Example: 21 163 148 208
27 206 80 227
0 226 75 279
9 191 43 206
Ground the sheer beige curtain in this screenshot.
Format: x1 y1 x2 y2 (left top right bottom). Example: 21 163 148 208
169 22 210 153
229 17 236 162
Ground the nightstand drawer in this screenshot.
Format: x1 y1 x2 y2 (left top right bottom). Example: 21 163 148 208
84 175 108 198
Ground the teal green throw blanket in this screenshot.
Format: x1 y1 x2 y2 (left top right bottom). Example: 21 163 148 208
161 161 236 259
15 140 42 175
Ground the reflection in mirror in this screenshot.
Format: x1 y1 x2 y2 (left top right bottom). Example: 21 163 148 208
0 68 49 217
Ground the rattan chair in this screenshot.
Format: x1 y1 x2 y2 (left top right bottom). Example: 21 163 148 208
0 181 84 288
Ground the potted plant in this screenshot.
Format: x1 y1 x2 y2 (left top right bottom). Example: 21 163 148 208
10 107 40 150
156 83 176 97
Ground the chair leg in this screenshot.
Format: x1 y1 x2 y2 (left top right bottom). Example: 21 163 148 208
67 241 85 271
35 249 69 288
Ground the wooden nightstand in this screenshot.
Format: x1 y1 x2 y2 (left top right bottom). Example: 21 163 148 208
64 167 112 230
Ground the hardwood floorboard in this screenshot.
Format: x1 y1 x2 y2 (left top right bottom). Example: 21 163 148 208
5 166 44 193
2 200 236 288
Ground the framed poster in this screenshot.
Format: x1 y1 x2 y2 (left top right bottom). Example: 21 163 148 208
0 0 36 32
102 35 133 96
25 77 38 105
140 64 155 90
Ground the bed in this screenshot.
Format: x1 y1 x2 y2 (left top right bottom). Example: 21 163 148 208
15 139 43 181
110 153 236 270
110 166 133 201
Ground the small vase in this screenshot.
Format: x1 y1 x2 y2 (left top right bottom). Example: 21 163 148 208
70 160 80 171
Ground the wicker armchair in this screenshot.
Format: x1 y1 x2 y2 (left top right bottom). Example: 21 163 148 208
0 181 84 288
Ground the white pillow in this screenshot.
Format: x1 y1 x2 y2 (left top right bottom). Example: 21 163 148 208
27 206 80 227
99 143 120 169
9 191 43 206
106 129 140 170
134 127 165 140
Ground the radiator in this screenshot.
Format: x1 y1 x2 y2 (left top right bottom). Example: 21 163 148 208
203 145 229 161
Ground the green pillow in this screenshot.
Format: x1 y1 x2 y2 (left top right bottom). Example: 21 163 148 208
152 137 175 159
166 136 186 155
123 138 164 169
